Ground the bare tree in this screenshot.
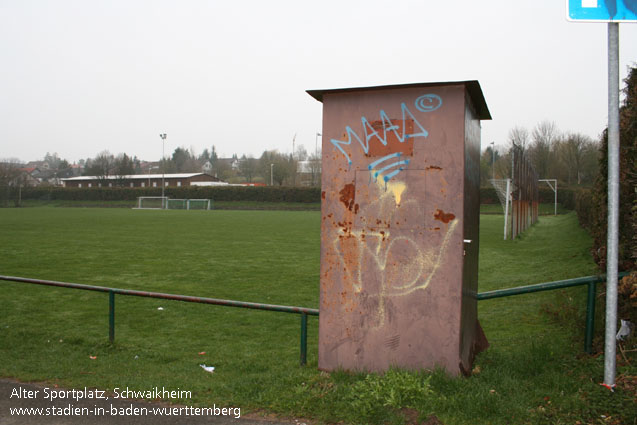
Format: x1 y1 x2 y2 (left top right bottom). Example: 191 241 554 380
557 133 599 185
530 121 559 178
507 126 530 152
308 151 322 187
84 151 114 183
113 153 135 185
295 144 308 161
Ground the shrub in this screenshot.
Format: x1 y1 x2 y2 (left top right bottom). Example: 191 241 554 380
574 188 593 231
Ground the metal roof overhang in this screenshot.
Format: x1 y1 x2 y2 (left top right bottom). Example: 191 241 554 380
306 80 491 120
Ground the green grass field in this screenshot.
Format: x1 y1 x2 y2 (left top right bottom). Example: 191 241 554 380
0 208 634 424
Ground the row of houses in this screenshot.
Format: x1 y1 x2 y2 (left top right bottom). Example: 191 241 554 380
18 162 83 186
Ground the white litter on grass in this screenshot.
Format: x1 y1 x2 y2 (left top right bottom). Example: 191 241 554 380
157 307 164 311
199 364 215 373
616 319 634 341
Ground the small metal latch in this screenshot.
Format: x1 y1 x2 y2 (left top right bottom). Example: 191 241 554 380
463 239 471 256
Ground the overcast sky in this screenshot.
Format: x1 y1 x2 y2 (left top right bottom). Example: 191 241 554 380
1 0 636 164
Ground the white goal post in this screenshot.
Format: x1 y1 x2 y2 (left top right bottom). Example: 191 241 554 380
166 199 212 210
490 179 511 240
135 196 168 209
166 199 187 210
134 197 212 210
186 199 212 210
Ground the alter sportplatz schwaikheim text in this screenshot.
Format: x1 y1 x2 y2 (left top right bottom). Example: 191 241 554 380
9 386 241 419
12 386 191 401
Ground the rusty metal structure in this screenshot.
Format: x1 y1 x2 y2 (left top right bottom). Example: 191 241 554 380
308 81 491 375
510 144 539 239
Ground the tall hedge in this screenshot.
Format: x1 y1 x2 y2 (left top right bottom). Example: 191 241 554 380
589 65 636 271
574 189 593 230
20 186 322 204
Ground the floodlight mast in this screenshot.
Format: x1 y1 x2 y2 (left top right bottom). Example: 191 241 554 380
160 133 167 207
315 132 322 157
490 141 495 180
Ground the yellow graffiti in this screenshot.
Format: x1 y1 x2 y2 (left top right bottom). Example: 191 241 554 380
388 181 406 206
332 183 459 328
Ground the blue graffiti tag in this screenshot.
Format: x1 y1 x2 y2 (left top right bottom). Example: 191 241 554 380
330 95 441 182
368 153 410 183
414 94 442 113
330 102 430 165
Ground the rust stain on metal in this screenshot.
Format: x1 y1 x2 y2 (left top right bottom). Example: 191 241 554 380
337 220 354 235
434 209 456 223
426 165 442 170
339 183 356 211
322 191 326 200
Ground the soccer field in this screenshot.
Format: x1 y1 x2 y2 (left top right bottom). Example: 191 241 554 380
0 208 320 304
2 208 632 424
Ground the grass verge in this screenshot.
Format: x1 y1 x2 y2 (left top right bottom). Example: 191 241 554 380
0 209 634 424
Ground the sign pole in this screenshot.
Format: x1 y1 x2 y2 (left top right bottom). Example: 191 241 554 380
603 21 620 388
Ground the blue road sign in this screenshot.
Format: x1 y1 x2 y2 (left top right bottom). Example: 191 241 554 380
567 0 637 21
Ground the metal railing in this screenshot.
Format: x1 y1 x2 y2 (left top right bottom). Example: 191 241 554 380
0 275 319 365
477 272 629 353
1 272 628 362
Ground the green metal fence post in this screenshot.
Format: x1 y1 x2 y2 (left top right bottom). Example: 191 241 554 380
300 312 308 366
585 281 596 354
109 290 115 344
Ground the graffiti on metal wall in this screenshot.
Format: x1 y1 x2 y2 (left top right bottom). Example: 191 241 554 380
324 92 457 333
329 177 458 329
330 94 442 184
